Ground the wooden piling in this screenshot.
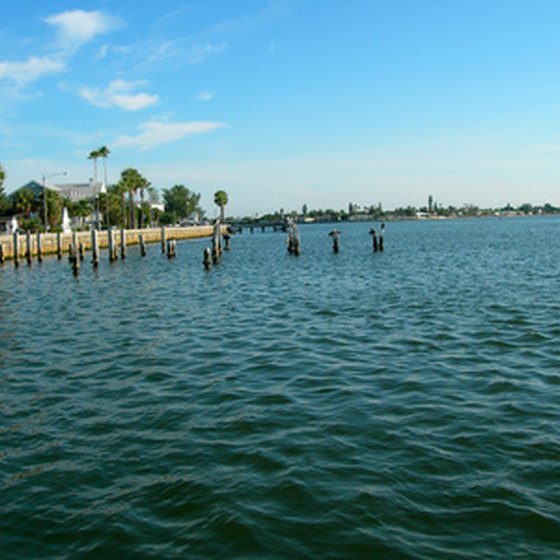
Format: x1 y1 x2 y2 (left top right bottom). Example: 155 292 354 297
369 228 378 252
26 231 32 265
161 226 166 254
120 228 126 260
287 220 300 255
223 234 231 251
79 242 85 261
37 232 43 263
0 244 4 264
203 247 212 270
92 229 99 267
329 230 341 253
167 238 176 259
70 243 80 276
13 232 19 267
213 221 222 258
140 234 147 256
57 232 62 260
379 223 385 251
108 228 116 262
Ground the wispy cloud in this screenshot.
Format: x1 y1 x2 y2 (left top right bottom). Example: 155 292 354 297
197 91 215 101
187 42 227 65
0 56 65 87
80 79 159 111
114 119 226 150
45 10 123 52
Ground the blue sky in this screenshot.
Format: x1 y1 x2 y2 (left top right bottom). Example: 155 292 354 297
2 0 560 216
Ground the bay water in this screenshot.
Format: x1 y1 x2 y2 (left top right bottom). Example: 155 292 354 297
1 217 559 558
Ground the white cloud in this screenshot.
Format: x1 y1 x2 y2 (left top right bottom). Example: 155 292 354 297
96 45 109 59
80 79 159 111
114 120 226 150
0 56 65 86
45 10 123 51
197 91 215 101
187 42 227 65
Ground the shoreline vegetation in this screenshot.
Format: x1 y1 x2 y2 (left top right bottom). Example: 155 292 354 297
246 200 560 226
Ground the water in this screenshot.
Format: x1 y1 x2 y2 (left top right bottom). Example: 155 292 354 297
1 217 559 559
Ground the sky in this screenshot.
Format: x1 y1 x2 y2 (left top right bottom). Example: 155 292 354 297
2 0 560 216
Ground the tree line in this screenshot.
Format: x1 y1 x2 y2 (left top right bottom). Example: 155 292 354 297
0 162 229 232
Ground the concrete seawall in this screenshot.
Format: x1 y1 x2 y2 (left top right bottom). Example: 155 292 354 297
0 226 220 261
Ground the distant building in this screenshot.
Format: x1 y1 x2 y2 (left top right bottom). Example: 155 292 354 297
9 179 105 230
12 179 105 201
52 180 105 201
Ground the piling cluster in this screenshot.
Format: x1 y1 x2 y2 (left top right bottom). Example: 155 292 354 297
284 222 386 256
0 220 387 276
0 225 227 276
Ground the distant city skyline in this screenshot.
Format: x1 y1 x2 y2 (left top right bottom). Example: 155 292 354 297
2 1 560 216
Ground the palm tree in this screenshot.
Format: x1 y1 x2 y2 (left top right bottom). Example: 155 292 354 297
88 149 101 228
88 149 100 184
14 188 37 218
97 146 111 226
117 168 149 229
214 190 228 223
43 189 64 230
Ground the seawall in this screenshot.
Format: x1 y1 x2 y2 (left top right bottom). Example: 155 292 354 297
0 226 220 261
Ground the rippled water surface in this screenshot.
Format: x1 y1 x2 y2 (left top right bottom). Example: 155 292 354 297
1 218 560 559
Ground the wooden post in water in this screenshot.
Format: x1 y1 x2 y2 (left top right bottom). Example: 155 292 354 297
0 244 4 265
161 226 166 254
57 232 62 260
203 247 212 270
37 232 43 263
329 230 341 253
91 229 99 267
26 231 32 265
379 223 385 252
212 220 222 260
139 234 147 256
223 234 231 251
167 239 176 259
369 228 378 252
13 232 19 267
287 220 300 255
108 228 115 262
69 242 80 276
120 228 126 260
79 242 85 261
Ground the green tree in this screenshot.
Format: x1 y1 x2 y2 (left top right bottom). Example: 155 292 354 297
14 188 37 218
103 185 126 227
41 189 64 230
0 164 11 214
117 168 149 229
214 189 228 223
163 184 203 223
68 199 93 229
